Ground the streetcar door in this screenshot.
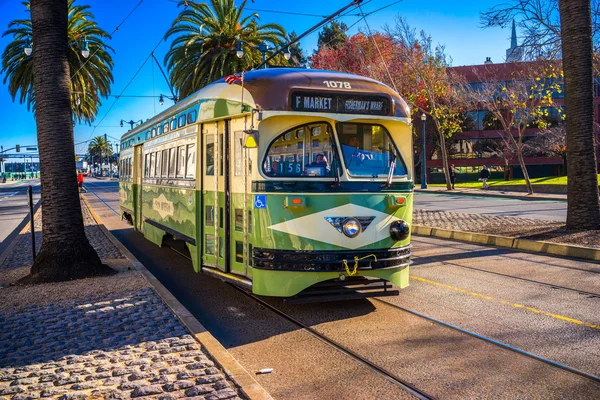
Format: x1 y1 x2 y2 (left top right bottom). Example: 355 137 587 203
229 117 249 277
134 145 144 231
217 120 230 272
202 120 229 273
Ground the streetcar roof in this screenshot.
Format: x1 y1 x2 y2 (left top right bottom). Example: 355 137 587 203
120 68 409 142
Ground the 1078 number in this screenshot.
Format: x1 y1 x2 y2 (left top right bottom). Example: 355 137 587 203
323 81 351 89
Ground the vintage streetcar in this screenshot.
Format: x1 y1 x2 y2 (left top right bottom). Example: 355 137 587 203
119 68 414 302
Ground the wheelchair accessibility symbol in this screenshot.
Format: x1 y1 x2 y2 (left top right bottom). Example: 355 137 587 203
254 195 267 209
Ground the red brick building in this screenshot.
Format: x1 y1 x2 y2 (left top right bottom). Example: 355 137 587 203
422 24 600 181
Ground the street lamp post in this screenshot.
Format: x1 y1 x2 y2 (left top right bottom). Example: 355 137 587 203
421 113 428 189
120 119 144 130
24 36 89 58
236 41 290 69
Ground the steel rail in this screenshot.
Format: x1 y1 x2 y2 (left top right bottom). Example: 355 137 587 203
412 257 600 298
227 284 437 400
83 183 120 216
373 298 600 385
163 241 434 399
93 182 600 385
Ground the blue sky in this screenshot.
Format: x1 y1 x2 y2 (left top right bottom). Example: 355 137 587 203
0 0 513 153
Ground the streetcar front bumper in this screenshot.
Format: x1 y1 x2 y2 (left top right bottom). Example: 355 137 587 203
251 246 411 297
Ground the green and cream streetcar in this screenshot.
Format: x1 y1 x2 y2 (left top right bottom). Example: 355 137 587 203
119 68 414 302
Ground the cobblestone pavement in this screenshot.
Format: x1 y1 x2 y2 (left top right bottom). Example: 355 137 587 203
0 201 242 400
414 209 600 248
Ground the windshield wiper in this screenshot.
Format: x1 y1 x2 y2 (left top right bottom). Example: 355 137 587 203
381 149 396 188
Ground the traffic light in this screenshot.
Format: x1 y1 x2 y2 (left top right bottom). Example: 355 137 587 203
15 144 20 152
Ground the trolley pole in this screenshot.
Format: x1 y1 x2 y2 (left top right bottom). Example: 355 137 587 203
28 185 36 260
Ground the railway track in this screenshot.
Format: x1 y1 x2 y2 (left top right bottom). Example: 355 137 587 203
165 243 600 398
373 298 600 385
412 256 600 298
84 182 121 217
97 182 600 396
164 243 435 400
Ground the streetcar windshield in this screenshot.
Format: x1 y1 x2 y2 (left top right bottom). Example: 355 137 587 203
264 123 338 178
337 122 407 178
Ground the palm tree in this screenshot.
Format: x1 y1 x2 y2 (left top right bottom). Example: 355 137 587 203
25 0 112 284
165 0 287 99
558 0 600 229
2 0 114 125
87 135 113 174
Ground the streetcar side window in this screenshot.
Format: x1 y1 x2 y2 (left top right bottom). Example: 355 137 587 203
155 151 161 178
161 149 168 178
263 123 337 178
186 144 196 179
168 148 176 178
170 119 177 130
144 154 149 177
149 153 156 177
178 115 186 128
176 146 186 178
206 137 215 176
188 110 197 124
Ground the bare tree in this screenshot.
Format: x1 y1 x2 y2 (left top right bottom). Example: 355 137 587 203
388 18 468 190
524 125 567 173
481 0 600 62
462 62 561 194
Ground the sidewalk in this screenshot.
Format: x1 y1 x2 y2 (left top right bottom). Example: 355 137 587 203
416 187 567 202
0 203 244 399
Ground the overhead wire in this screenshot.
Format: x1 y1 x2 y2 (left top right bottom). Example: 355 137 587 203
70 0 146 80
87 34 166 140
318 0 399 48
356 1 401 93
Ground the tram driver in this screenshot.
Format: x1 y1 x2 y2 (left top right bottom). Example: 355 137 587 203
306 153 330 176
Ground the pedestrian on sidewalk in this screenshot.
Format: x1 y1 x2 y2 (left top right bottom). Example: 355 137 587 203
77 172 86 193
479 165 490 189
449 164 456 189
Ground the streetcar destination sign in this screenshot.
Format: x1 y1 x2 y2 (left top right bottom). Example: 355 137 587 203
291 91 391 115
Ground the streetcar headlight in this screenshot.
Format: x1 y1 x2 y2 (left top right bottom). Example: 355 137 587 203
342 218 361 238
390 220 410 241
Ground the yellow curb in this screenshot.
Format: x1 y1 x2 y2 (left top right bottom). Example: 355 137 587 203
81 195 273 400
413 224 600 262
0 200 42 267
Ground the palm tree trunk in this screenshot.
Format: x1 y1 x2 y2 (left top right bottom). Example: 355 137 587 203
559 0 600 229
25 0 112 283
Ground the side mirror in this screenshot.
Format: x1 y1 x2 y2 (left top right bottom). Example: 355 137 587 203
243 130 259 148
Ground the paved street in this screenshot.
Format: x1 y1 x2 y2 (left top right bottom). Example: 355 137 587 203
81 178 600 399
414 191 567 221
0 179 40 256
